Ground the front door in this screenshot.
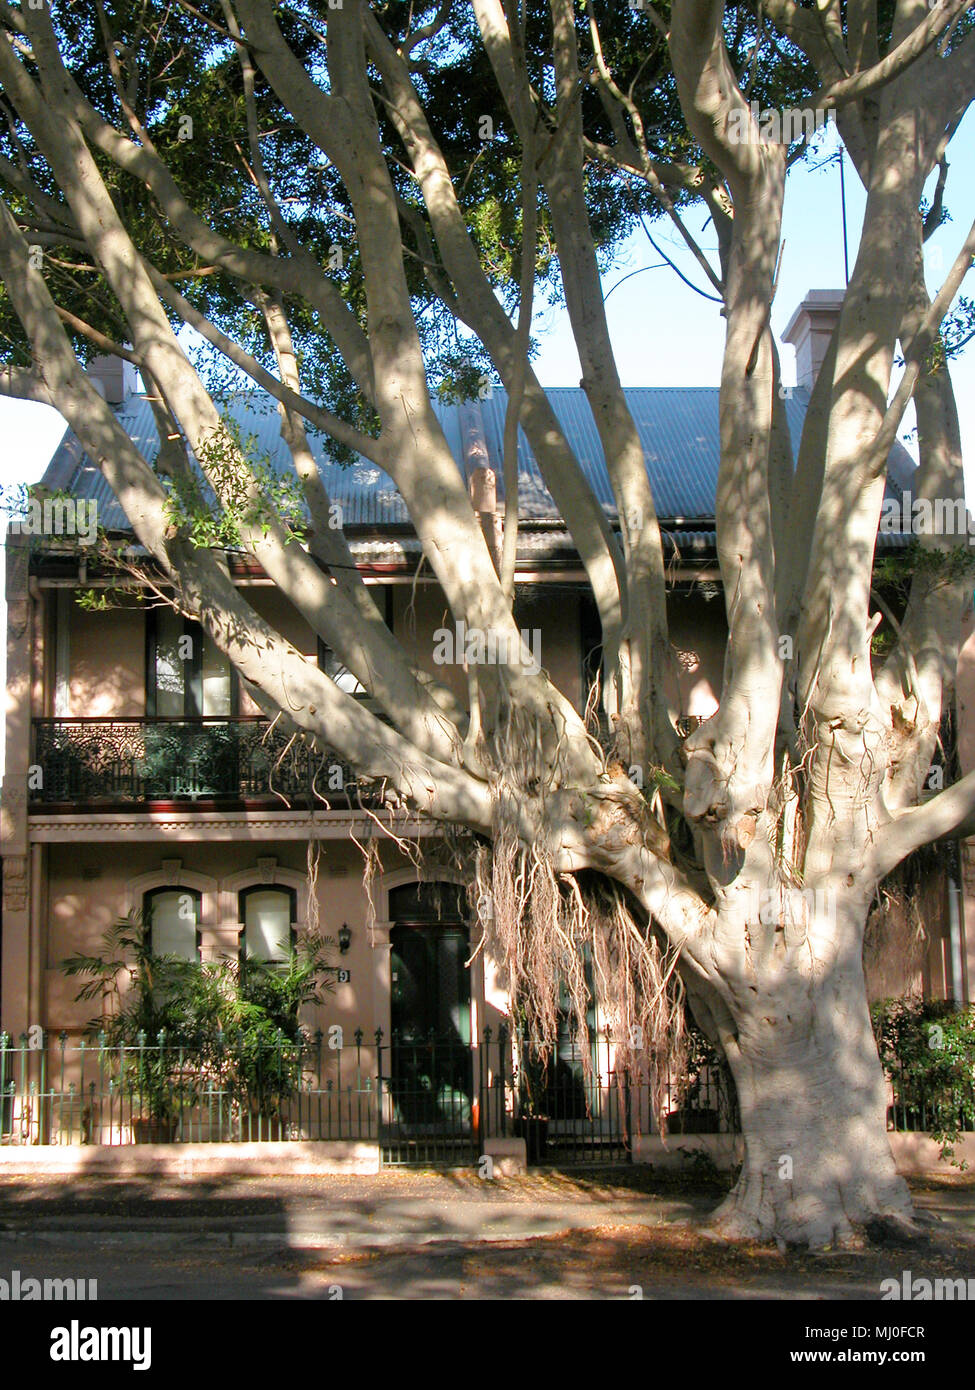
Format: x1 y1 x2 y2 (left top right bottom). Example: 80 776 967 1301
390 923 471 1044
384 884 474 1162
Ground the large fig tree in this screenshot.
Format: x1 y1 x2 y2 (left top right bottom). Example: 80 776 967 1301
1 0 974 1245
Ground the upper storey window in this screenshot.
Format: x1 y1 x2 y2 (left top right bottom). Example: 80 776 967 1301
147 610 236 717
316 586 392 700
317 637 367 697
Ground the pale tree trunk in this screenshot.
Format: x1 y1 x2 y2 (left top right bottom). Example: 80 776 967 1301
653 0 974 1246
568 815 915 1248
711 929 912 1246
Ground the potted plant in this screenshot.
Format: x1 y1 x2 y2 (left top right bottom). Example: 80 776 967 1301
178 931 337 1139
62 918 338 1142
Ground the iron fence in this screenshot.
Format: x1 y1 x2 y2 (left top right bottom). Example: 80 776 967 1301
884 1064 975 1134
4 1021 971 1162
0 1025 734 1163
0 1028 380 1145
379 1028 508 1166
0 1028 517 1157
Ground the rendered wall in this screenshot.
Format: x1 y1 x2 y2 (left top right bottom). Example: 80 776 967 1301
38 838 501 1043
66 604 145 717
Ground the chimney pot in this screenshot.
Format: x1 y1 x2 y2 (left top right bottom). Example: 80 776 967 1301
470 466 497 515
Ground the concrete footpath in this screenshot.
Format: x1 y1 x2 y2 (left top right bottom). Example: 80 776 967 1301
0 1170 714 1251
0 1169 972 1251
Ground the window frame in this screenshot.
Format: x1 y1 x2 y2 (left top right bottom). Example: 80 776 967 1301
316 586 393 700
146 610 239 718
143 885 203 963
238 884 298 965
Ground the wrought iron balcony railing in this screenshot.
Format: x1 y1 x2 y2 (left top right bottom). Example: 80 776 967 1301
30 716 361 806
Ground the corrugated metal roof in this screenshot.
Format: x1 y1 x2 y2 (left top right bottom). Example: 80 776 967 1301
477 386 806 520
48 384 915 535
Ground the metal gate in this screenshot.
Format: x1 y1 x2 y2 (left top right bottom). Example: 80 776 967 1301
376 1027 632 1167
515 1030 631 1166
377 1029 512 1166
378 1032 476 1166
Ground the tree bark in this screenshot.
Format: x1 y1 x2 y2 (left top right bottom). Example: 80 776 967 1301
707 914 914 1247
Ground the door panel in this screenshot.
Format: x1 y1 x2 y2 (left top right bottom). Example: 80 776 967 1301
388 922 472 1133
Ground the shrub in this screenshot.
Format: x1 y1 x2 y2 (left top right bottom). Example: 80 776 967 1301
871 995 975 1168
61 911 337 1131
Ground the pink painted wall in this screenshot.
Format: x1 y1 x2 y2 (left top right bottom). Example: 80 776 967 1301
46 580 730 728
67 604 145 717
668 595 724 721
43 838 418 1037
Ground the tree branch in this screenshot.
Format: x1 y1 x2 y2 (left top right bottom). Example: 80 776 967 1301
0 362 54 406
872 770 975 880
866 210 975 483
813 0 974 109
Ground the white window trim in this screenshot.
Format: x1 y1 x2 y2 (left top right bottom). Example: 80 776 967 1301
219 866 310 943
126 867 218 931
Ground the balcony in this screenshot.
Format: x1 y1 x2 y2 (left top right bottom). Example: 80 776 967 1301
30 717 360 808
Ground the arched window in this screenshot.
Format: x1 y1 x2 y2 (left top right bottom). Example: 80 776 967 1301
143 886 201 961
239 885 297 963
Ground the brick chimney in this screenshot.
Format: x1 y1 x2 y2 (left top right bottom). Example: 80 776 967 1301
782 290 845 391
87 353 138 405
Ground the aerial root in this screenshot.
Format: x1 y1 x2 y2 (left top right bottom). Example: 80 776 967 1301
472 799 688 1133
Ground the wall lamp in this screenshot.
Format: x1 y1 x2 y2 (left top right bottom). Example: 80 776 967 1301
338 922 352 955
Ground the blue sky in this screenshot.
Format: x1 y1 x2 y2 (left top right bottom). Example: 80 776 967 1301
534 116 975 473
1 115 973 772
